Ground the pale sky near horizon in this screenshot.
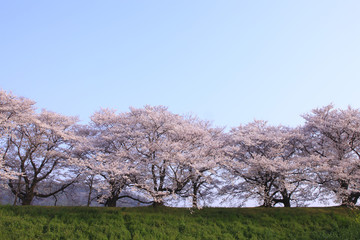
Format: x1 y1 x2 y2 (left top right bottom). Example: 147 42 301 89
1 1 360 130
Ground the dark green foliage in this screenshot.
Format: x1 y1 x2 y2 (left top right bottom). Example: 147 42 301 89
0 206 360 239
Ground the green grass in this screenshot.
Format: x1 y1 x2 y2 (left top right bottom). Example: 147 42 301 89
1 205 360 240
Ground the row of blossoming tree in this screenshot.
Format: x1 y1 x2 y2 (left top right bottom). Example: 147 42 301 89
1 90 360 208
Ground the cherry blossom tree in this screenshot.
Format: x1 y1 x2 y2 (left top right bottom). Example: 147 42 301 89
3 109 80 205
71 109 149 207
302 105 360 206
172 117 225 208
224 121 310 207
119 105 193 206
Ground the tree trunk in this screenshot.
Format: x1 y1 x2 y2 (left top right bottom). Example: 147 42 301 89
340 199 352 207
13 196 18 206
13 175 22 206
282 197 291 207
262 187 272 207
104 196 118 207
340 192 359 207
152 200 164 207
191 181 199 209
262 199 272 207
281 189 291 207
21 194 34 205
87 189 92 207
103 181 123 207
87 176 94 207
53 195 58 206
339 181 353 207
192 193 198 209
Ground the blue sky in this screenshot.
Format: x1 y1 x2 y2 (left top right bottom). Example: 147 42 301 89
1 1 360 129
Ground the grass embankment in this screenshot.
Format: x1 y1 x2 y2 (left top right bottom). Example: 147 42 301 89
0 205 360 240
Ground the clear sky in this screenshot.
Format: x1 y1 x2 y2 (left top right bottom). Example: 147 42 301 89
1 1 360 129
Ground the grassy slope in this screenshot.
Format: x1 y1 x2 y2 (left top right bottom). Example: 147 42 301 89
1 206 360 240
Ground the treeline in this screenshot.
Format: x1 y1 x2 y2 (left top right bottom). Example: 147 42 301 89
1 90 360 208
